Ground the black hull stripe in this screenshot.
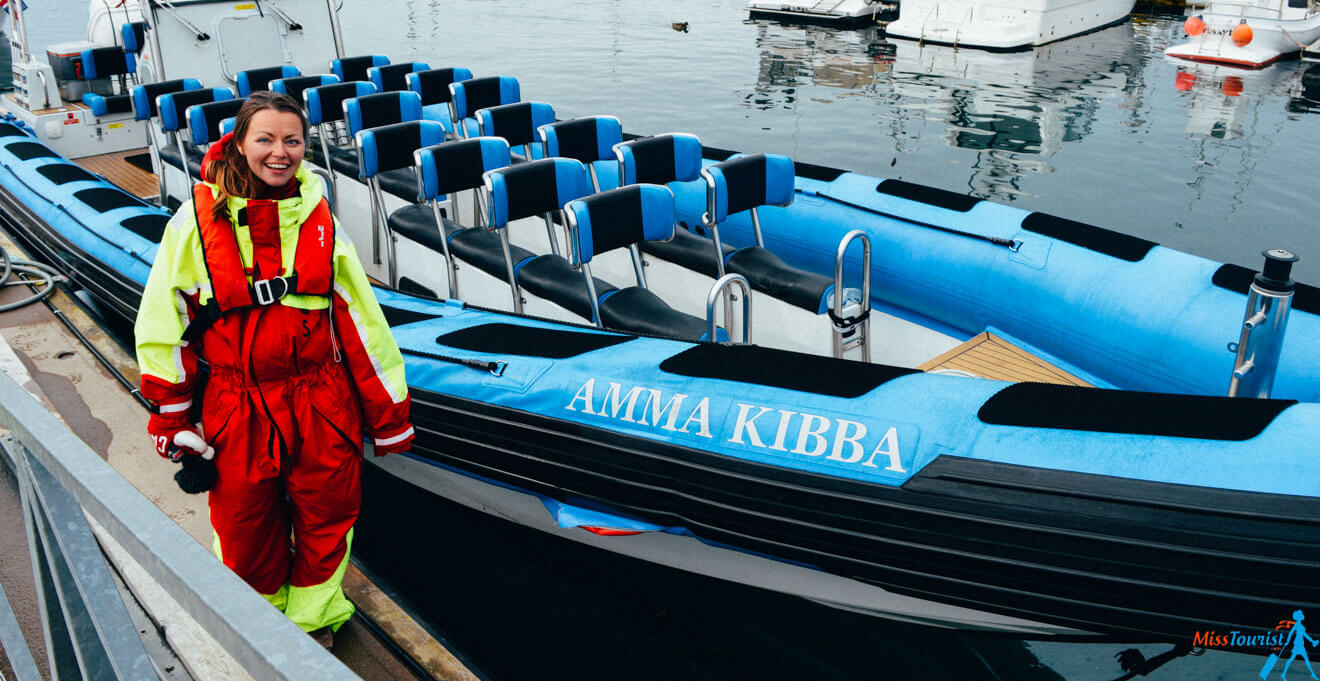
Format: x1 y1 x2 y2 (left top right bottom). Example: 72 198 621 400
408 388 1319 642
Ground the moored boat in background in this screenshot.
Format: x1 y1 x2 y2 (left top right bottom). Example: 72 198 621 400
1165 0 1320 67
746 0 897 26
883 0 1139 49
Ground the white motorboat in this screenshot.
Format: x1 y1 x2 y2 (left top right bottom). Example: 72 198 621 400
1165 0 1320 68
884 0 1138 49
747 0 896 26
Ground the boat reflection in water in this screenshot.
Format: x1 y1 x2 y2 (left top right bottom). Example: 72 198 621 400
749 21 1141 199
1170 59 1293 139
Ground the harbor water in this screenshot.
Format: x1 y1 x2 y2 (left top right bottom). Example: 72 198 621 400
334 0 1320 283
7 1 1316 679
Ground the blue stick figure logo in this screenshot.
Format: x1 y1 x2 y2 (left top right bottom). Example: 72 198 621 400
1261 610 1320 680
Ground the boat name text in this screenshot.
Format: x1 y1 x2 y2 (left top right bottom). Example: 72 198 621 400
565 378 908 473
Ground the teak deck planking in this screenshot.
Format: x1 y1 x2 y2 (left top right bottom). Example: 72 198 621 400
918 331 1093 386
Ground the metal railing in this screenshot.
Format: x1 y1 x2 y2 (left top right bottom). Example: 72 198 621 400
0 369 362 681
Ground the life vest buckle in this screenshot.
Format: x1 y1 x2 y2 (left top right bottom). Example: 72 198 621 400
252 276 291 305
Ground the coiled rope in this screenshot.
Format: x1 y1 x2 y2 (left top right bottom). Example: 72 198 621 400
0 244 64 312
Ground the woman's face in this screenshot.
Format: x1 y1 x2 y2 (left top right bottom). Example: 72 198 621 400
236 109 305 188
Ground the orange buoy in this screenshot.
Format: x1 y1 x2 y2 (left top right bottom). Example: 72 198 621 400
1232 22 1253 46
1221 76 1244 97
1175 71 1196 91
1183 15 1206 36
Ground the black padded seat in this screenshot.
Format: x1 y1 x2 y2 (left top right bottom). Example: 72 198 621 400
89 94 134 115
156 144 205 178
449 226 536 281
389 204 532 282
599 287 710 341
514 255 618 321
388 203 456 250
726 246 833 313
639 227 733 279
377 167 421 201
327 146 360 178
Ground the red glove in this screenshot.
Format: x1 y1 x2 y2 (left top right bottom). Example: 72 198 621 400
148 412 203 460
371 425 415 457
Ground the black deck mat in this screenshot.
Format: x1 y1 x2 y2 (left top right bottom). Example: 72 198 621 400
435 322 634 358
977 382 1295 441
659 344 918 398
1212 263 1320 316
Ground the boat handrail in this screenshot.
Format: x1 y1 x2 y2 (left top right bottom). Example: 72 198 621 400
706 273 752 344
832 229 872 361
0 370 361 681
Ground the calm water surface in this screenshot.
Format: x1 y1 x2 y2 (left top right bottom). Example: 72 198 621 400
11 2 1312 678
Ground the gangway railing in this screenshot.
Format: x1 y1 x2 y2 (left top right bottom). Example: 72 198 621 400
0 369 363 681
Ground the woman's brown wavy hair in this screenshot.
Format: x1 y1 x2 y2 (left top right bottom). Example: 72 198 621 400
206 91 309 224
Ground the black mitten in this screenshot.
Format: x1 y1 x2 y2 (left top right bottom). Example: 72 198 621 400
174 454 218 494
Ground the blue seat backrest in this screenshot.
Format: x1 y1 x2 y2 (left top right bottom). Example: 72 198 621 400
540 116 623 164
484 158 591 229
304 81 377 126
357 120 447 180
345 91 422 137
407 67 473 105
237 65 301 97
220 116 236 137
415 136 511 201
187 98 245 145
332 55 389 84
157 88 235 133
450 76 520 120
615 133 704 186
120 22 146 54
131 78 202 121
475 101 555 147
704 153 795 224
368 62 431 93
566 184 675 265
81 47 135 79
271 74 339 106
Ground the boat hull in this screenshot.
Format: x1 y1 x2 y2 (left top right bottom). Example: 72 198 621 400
884 0 1138 49
1165 10 1320 68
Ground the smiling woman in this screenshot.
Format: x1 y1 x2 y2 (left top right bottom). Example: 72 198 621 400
133 90 415 649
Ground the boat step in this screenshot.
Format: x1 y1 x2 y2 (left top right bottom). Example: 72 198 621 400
918 331 1092 386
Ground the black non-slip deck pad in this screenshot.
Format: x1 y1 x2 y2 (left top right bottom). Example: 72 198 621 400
37 164 99 185
74 187 147 213
977 382 1295 441
8 142 61 161
120 214 169 243
0 122 29 137
379 303 442 328
659 344 918 398
436 322 634 358
876 179 982 213
1212 263 1320 316
1022 212 1157 262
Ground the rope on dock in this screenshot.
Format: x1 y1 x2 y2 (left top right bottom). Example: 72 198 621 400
0 244 64 312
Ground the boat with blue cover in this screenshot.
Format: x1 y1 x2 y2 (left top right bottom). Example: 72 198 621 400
0 0 1317 645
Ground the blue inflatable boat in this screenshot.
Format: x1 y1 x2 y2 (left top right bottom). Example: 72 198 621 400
0 0 1316 645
